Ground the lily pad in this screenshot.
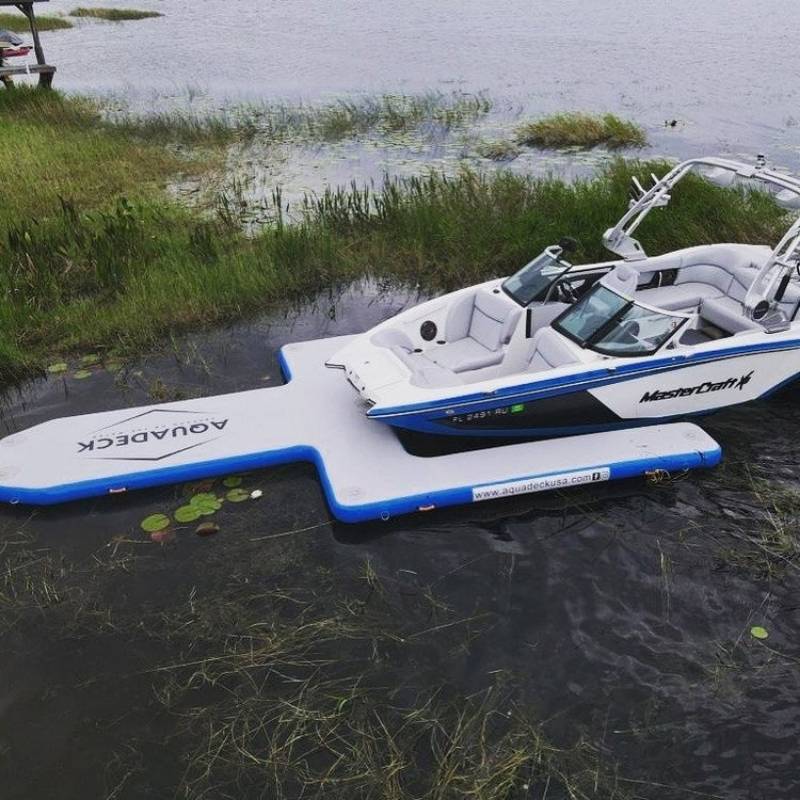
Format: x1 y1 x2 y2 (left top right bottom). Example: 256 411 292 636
73 369 93 380
105 360 124 373
195 522 220 537
750 625 769 640
141 513 171 533
226 488 249 503
190 492 223 515
174 505 202 523
80 353 101 366
150 529 176 544
47 362 68 374
222 476 242 488
189 492 218 506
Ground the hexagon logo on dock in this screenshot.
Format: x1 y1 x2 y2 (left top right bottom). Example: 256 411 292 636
76 408 229 462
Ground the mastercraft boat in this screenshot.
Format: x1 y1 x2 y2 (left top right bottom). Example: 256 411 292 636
327 156 800 437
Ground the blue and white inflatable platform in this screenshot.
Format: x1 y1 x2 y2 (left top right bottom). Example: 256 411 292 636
0 336 722 522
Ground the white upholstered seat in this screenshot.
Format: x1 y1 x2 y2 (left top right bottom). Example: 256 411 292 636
527 328 580 372
428 289 521 373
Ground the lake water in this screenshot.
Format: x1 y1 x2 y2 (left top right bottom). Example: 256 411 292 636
28 0 800 175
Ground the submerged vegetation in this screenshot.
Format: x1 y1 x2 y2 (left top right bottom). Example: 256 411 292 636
517 112 648 150
0 513 635 799
0 10 72 31
69 7 163 21
296 91 492 140
0 89 788 385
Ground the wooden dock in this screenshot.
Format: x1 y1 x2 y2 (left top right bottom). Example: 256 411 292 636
0 1 56 87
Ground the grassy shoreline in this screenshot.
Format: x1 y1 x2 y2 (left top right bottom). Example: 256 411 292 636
0 10 72 31
0 90 790 386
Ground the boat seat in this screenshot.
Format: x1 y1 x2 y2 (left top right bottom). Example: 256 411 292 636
429 289 521 373
389 347 463 388
527 327 580 372
699 297 762 335
636 246 771 312
638 282 724 311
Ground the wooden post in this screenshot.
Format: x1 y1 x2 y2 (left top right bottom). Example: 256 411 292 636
14 1 52 86
16 3 44 64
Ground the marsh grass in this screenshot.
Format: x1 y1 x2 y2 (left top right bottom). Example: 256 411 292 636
0 94 191 224
0 526 138 636
0 11 72 31
311 92 492 140
238 91 493 143
69 7 163 21
0 92 789 385
0 149 789 384
517 112 647 150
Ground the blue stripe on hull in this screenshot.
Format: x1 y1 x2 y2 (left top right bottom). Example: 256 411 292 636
369 337 800 421
383 369 800 437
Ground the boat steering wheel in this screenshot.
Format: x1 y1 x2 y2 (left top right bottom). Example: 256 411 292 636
557 282 578 304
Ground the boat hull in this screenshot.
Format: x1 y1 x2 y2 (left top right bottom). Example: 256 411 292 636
370 339 800 438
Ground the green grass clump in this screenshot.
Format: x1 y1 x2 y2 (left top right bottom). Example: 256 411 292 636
476 139 521 161
69 7 163 21
0 11 73 31
517 112 647 149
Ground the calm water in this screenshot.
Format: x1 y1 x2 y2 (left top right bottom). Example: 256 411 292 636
40 1 800 134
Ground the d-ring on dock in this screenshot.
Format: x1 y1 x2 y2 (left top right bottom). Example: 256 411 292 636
0 336 721 522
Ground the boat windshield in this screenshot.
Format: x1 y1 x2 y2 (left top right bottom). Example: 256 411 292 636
502 250 572 306
553 285 686 356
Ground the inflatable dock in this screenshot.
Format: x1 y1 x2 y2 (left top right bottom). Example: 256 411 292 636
0 336 722 522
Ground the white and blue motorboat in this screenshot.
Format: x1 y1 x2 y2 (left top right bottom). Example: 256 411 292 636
328 156 800 438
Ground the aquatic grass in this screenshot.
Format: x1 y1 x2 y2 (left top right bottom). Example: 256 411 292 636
0 523 634 797
149 563 628 800
694 462 800 578
69 7 163 21
308 92 492 140
0 11 72 31
475 138 521 161
0 85 247 154
244 91 493 143
107 107 251 145
517 112 648 149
